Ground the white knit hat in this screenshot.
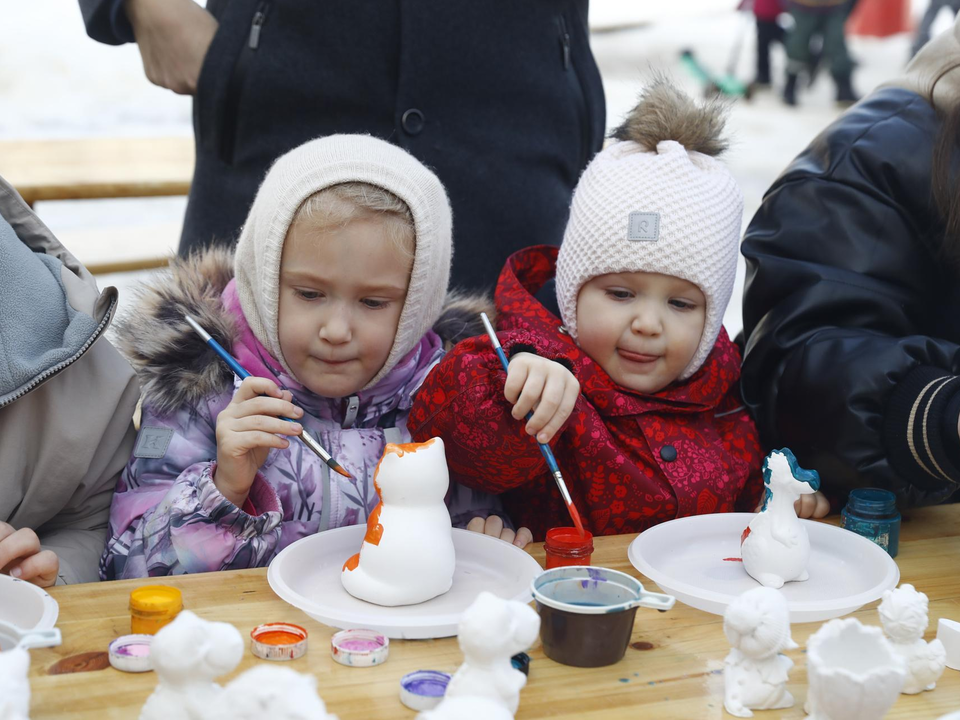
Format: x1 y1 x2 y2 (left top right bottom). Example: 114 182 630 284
556 82 743 380
234 135 452 390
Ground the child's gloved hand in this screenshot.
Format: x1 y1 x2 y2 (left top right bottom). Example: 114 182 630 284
0 522 59 588
466 516 534 549
215 377 305 508
504 352 579 444
795 491 830 519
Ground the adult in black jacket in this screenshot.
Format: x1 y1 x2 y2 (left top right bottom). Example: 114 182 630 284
77 0 606 292
741 18 960 507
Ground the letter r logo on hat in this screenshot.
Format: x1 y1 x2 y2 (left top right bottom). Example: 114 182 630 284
627 212 660 242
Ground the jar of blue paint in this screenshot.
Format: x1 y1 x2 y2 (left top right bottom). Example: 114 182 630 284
840 488 900 558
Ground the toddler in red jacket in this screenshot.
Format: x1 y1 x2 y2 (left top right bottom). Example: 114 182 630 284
410 81 827 539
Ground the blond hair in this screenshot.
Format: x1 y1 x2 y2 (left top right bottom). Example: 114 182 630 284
293 182 415 258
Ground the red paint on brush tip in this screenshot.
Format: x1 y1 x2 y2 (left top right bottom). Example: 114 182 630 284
332 463 352 478
566 501 586 537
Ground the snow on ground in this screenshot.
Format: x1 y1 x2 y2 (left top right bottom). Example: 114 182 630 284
1 0 953 334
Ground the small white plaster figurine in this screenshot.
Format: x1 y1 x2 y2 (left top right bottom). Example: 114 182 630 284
426 591 540 718
341 438 456 607
418 697 515 720
212 666 339 720
937 617 960 671
740 448 820 589
878 583 947 694
139 610 244 720
804 618 905 720
722 587 797 717
0 647 31 720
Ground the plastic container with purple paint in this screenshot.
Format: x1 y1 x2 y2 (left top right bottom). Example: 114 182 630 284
399 670 451 711
531 566 675 667
330 628 389 667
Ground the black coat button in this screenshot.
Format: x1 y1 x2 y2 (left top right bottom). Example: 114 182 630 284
401 108 425 135
660 445 677 462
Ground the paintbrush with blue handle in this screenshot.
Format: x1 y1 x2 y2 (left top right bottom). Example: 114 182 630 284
184 314 351 479
479 312 585 536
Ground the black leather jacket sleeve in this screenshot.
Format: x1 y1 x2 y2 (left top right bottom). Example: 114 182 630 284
741 88 960 507
78 0 134 45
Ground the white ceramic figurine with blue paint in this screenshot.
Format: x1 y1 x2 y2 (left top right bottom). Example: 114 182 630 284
741 449 820 589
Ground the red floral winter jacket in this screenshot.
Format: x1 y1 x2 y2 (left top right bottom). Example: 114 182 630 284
409 246 764 540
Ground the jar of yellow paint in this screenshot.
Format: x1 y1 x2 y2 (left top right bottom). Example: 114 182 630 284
129 585 183 635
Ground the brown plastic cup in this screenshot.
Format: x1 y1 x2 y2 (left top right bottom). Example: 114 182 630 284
531 566 675 667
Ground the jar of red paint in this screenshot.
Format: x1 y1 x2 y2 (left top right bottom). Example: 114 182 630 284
544 527 594 569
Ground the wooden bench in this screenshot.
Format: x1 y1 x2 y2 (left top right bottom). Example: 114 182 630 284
0 136 194 274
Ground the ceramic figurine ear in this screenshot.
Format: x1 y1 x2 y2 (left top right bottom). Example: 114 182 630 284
213 666 339 720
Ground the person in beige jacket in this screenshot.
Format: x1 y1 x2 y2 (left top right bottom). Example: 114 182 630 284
0 175 139 586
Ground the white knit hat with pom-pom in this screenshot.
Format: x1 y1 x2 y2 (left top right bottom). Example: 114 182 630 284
556 80 743 380
234 134 452 390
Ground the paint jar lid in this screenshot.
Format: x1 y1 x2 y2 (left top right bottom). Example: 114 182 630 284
129 585 183 615
330 628 389 667
108 634 154 673
511 651 531 676
399 670 451 711
250 622 308 661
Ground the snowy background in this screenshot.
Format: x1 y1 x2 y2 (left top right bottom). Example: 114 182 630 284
0 0 952 336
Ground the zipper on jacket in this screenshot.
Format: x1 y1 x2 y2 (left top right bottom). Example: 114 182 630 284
558 12 592 172
248 3 269 49
219 2 270 164
0 293 117 410
558 14 571 70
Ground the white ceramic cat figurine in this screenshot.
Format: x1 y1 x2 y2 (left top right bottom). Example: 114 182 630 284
423 591 540 718
741 448 820 589
0 647 31 720
211 666 339 720
139 611 244 720
878 584 946 694
723 587 798 717
804 618 905 720
341 438 456 607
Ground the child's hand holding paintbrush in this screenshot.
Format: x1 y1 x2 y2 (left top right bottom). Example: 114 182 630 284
214 376 305 508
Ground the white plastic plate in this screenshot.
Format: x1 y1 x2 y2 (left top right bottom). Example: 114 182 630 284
0 575 59 651
267 525 542 639
627 512 899 623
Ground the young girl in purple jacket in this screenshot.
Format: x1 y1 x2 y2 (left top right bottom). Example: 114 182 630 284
100 135 522 580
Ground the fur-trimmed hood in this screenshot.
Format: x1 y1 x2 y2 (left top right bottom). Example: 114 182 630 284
112 247 493 416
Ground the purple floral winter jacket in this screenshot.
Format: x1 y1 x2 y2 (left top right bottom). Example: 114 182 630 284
100 257 500 579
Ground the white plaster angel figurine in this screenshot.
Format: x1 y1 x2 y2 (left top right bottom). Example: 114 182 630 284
341 437 456 606
421 591 540 719
0 647 31 720
878 583 947 694
740 448 820 589
139 611 244 720
211 666 339 720
723 587 798 718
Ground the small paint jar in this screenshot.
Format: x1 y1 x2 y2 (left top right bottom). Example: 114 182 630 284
251 622 308 661
399 670 451 711
544 527 594 569
129 585 183 635
330 628 389 667
108 634 154 673
840 488 900 558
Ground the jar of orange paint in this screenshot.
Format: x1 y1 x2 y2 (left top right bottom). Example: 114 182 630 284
544 527 594 569
129 585 183 635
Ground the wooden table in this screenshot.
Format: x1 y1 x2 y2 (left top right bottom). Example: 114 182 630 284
28 507 960 718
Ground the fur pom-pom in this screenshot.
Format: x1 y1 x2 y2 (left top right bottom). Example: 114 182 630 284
432 289 495 351
612 77 730 157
